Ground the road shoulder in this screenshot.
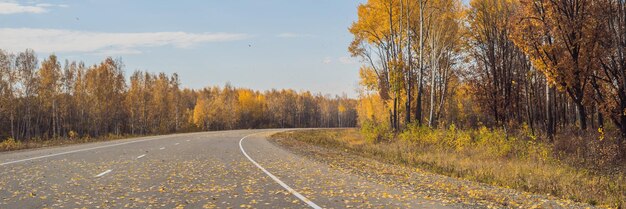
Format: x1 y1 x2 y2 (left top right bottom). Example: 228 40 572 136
269 131 593 209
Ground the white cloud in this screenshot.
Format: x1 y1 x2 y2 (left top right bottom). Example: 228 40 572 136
34 3 55 7
95 48 143 56
277 33 315 38
0 2 47 14
0 2 67 14
0 28 251 55
338 56 357 64
322 57 332 64
322 56 358 65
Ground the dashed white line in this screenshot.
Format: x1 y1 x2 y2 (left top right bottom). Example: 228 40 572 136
136 154 146 159
0 131 224 166
159 147 165 150
175 143 180 146
95 169 112 178
0 136 171 166
239 133 322 209
186 140 190 142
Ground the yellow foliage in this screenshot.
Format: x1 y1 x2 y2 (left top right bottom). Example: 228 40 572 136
0 138 22 151
357 93 387 125
338 104 347 113
360 120 393 143
193 97 207 128
237 89 264 121
68 130 78 140
598 127 605 141
359 66 378 91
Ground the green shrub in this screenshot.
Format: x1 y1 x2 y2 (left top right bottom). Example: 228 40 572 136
360 120 393 143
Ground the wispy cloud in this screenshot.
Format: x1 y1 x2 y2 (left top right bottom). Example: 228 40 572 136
0 2 46 14
0 2 67 14
277 33 315 38
94 48 143 56
322 57 332 64
323 56 358 65
0 28 251 55
338 56 357 64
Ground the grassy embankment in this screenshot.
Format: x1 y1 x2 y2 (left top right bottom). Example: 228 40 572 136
272 127 625 208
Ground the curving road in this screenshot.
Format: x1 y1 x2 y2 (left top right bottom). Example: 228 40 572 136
0 129 453 209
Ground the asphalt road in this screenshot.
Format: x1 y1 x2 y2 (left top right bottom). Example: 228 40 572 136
0 129 453 209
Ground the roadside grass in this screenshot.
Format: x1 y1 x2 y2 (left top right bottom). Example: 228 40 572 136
271 128 626 208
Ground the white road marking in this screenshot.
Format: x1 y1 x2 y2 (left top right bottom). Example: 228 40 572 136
0 135 172 166
136 154 146 159
175 143 180 146
95 169 112 178
159 147 165 150
0 131 233 166
186 140 190 142
239 133 322 209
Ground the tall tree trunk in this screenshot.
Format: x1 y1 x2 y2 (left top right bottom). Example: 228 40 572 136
436 66 448 123
428 59 436 128
617 103 626 160
597 110 604 129
393 97 399 130
546 83 556 140
389 109 394 130
406 87 412 124
525 78 534 134
575 102 587 130
405 0 412 125
415 0 424 126
10 110 15 139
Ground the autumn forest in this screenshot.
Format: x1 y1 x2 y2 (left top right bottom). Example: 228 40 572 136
0 50 357 142
350 0 626 162
0 0 625 207
1 0 625 164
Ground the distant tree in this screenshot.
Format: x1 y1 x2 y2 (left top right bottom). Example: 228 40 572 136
0 49 358 141
15 49 38 140
38 55 62 138
84 58 126 136
193 97 209 130
0 50 15 139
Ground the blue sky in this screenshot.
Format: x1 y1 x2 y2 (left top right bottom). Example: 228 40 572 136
0 0 366 97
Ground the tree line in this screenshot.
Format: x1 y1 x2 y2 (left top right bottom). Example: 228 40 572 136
0 49 357 141
349 0 626 157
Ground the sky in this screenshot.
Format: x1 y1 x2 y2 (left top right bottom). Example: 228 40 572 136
0 0 367 97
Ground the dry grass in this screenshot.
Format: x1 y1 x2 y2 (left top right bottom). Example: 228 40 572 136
272 128 626 208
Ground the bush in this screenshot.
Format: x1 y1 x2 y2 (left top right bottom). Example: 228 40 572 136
68 130 78 140
0 137 22 151
360 120 393 143
399 123 433 143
